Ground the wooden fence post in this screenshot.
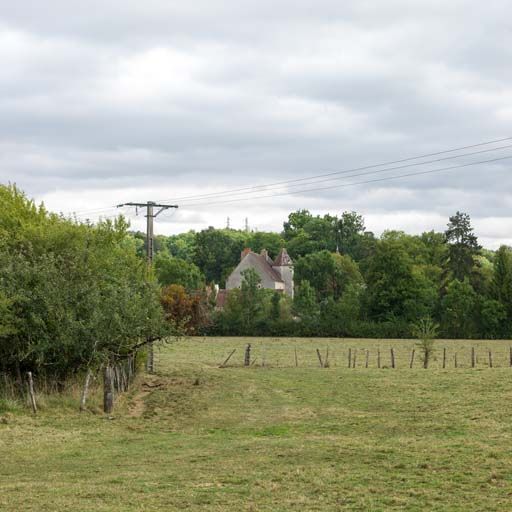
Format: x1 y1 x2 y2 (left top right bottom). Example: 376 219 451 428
146 341 154 374
244 344 251 367
348 348 352 368
377 349 381 369
454 353 458 369
316 349 324 368
103 365 114 414
294 348 298 367
442 348 446 369
26 372 37 414
219 348 236 368
80 370 93 412
365 350 369 369
471 347 475 368
325 348 330 368
409 349 415 369
488 349 493 368
114 365 120 393
352 350 357 369
220 349 236 368
390 348 395 369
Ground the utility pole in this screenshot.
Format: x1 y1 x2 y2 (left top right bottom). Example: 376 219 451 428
117 201 178 372
117 201 178 265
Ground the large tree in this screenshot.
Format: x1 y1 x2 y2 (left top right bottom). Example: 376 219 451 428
154 252 204 290
335 211 371 260
444 211 481 281
283 209 372 260
294 250 363 300
244 231 285 259
283 210 337 257
491 246 512 305
364 239 437 322
193 227 245 285
292 280 320 331
441 278 477 338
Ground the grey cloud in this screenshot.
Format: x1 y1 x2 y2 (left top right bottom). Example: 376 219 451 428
1 1 512 246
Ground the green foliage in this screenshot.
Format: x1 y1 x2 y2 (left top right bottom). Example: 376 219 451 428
197 210 510 339
283 209 371 260
412 317 439 368
336 211 367 258
441 278 477 338
445 211 481 282
218 269 267 335
154 252 204 290
294 250 363 300
478 299 507 339
245 231 285 258
4 186 510 343
0 291 16 338
283 210 337 256
193 227 246 285
491 246 512 327
270 292 281 321
292 280 320 332
165 230 197 262
364 238 437 323
0 184 170 381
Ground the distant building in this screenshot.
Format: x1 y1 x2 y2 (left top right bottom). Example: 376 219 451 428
220 248 294 305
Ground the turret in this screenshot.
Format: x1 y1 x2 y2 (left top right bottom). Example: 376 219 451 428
272 248 294 298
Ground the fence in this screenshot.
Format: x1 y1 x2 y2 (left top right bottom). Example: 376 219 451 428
218 344 512 370
0 353 139 415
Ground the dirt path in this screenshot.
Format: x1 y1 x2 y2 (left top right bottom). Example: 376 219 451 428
127 376 164 418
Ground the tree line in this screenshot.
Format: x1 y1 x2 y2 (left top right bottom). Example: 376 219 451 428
0 185 174 385
3 182 511 390
147 210 512 339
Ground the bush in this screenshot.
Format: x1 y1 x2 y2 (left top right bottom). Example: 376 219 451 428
0 185 171 383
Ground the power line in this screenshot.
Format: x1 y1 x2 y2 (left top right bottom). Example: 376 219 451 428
154 136 512 204
179 154 512 209
69 205 119 216
160 142 512 205
65 135 512 217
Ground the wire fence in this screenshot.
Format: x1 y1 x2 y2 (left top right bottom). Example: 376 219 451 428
213 343 512 370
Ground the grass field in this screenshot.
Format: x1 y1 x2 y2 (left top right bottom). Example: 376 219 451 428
2 337 512 511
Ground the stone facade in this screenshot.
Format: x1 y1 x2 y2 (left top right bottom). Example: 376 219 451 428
225 248 294 298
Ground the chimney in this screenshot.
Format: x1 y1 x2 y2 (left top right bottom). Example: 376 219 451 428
241 248 251 261
260 248 273 265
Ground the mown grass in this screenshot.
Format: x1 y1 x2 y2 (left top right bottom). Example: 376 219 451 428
2 337 512 511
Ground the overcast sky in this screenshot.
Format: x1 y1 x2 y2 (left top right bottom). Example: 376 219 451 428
2 1 512 247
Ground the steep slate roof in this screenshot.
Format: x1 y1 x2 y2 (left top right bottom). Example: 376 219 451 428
273 248 293 266
243 252 284 283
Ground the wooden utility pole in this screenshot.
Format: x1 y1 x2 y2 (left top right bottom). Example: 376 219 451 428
117 201 178 265
117 201 178 373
